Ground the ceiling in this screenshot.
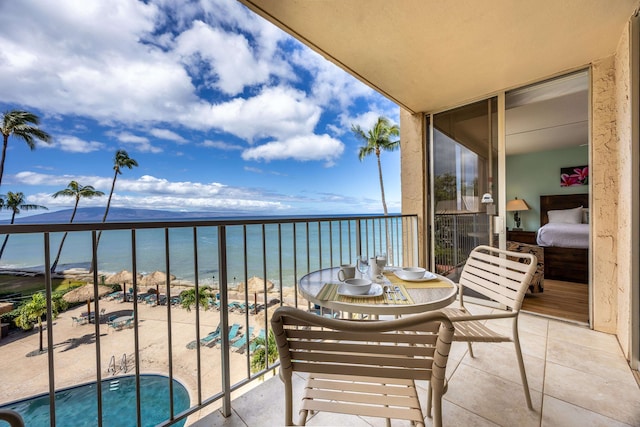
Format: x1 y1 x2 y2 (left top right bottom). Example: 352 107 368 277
239 0 639 114
506 71 589 155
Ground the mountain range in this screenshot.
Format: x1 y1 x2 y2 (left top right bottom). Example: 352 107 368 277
0 207 252 224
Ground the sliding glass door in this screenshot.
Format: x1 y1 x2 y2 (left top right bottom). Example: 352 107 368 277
430 98 498 283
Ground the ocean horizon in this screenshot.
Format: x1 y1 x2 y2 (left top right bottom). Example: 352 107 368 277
0 209 400 290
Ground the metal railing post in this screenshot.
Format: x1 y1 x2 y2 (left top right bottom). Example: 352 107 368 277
218 225 231 417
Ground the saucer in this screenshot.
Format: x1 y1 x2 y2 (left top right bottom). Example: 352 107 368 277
393 270 437 282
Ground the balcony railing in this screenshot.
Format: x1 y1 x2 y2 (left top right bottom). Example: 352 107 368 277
433 212 490 281
0 213 418 426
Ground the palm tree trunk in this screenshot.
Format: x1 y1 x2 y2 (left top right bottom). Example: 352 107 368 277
96 170 118 246
376 152 394 264
376 152 388 215
0 135 9 188
51 199 80 272
51 232 69 273
0 212 16 260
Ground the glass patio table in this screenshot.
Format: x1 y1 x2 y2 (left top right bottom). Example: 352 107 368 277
298 266 458 317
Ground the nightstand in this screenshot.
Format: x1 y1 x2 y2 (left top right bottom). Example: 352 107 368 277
507 230 537 245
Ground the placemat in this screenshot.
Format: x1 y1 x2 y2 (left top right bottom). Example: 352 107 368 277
316 283 413 305
383 271 454 289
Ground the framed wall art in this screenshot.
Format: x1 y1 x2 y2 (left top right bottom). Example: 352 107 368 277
560 165 588 187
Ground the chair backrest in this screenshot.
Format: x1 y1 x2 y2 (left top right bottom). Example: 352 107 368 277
459 245 537 311
271 306 454 385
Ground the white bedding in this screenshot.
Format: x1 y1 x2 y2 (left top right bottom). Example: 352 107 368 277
536 223 589 249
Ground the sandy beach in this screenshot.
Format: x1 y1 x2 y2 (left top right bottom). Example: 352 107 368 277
0 270 303 425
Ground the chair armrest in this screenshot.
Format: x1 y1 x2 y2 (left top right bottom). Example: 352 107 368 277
447 311 517 322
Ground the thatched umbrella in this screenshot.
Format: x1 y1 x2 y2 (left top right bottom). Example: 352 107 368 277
106 270 142 302
140 271 175 304
237 276 275 293
63 283 113 317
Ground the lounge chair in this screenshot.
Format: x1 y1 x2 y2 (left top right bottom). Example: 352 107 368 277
213 323 242 348
231 326 254 352
72 316 87 326
200 325 221 346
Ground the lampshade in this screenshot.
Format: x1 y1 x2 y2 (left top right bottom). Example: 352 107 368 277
506 198 530 212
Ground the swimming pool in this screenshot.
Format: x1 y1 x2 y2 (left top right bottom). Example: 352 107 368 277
0 374 190 427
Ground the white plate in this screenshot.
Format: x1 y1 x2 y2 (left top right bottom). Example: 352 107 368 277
337 283 383 298
393 270 438 282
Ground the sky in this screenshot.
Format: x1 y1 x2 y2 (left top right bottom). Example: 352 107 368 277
0 0 400 221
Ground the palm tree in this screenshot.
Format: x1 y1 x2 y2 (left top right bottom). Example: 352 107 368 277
180 287 211 311
50 181 105 273
352 116 400 263
0 110 51 188
250 329 278 373
352 116 400 215
96 149 138 245
0 192 47 259
15 293 59 353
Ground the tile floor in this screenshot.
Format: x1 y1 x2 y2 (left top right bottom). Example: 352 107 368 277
191 304 640 426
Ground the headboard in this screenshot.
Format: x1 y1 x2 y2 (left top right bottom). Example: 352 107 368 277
540 194 589 225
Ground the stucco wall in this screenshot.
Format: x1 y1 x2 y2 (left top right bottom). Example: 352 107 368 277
615 22 632 356
591 20 633 343
591 55 619 334
400 109 426 267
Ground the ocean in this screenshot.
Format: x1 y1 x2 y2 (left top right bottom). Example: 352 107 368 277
0 218 401 289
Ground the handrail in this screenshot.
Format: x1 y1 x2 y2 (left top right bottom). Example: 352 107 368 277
0 213 416 235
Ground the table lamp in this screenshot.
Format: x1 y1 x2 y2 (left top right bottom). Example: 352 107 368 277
506 197 530 231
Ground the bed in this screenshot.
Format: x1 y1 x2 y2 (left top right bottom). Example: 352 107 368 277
536 194 589 283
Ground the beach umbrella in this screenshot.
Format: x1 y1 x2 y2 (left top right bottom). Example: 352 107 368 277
63 283 112 316
140 271 176 304
240 276 275 293
106 269 141 285
105 270 142 302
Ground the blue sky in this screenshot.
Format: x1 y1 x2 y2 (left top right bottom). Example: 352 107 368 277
0 0 400 220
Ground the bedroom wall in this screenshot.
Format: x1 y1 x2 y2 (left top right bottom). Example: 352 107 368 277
505 146 589 231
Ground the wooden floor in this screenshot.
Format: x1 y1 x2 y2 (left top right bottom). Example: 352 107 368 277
522 279 589 324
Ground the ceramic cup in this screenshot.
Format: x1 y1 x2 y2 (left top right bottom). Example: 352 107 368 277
338 264 356 281
369 257 382 278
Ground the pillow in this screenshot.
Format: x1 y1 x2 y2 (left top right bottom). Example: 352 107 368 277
548 206 583 224
582 208 589 224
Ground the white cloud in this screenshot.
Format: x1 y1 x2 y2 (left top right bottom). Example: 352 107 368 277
290 47 374 109
174 20 292 95
18 171 289 212
185 86 321 142
150 128 187 143
201 140 243 150
112 132 163 153
53 136 105 153
242 134 344 166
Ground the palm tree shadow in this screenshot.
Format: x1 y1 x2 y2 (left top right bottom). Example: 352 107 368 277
58 333 96 352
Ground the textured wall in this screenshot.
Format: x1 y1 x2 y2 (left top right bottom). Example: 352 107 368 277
614 23 632 356
591 55 619 334
400 109 426 267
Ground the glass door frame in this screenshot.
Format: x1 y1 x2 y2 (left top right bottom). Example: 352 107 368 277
426 93 508 272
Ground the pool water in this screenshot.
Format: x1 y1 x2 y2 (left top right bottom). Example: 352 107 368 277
0 374 190 427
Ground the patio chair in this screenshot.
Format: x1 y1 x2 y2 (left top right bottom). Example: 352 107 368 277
442 245 537 410
271 306 454 427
